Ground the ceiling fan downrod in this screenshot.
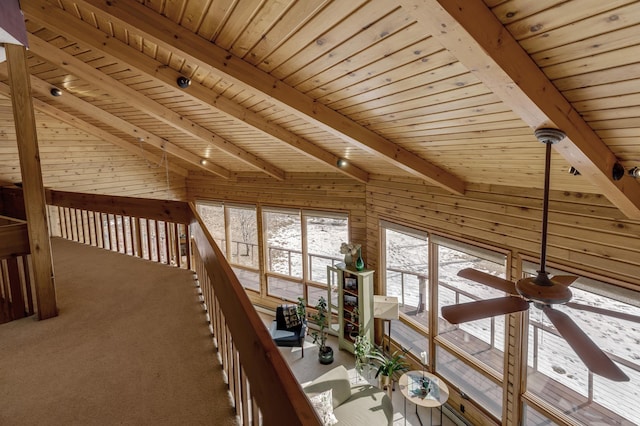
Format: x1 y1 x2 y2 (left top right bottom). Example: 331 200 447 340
532 128 566 286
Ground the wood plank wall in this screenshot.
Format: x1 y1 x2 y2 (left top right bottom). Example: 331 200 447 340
0 102 187 201
365 175 640 290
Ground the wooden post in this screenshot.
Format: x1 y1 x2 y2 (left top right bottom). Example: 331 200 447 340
6 43 57 319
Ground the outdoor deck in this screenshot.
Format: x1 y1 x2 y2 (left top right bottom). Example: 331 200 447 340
391 304 635 426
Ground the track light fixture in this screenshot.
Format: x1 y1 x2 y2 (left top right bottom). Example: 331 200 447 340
336 158 348 168
176 76 191 89
50 87 62 97
629 167 640 178
200 159 207 166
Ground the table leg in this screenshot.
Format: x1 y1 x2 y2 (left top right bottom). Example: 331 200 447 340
404 395 407 426
415 404 424 426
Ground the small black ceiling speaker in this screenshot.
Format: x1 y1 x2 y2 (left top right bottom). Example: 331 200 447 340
50 87 62 97
612 162 625 181
176 76 191 89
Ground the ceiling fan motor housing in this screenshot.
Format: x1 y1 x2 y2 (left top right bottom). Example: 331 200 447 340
516 273 573 305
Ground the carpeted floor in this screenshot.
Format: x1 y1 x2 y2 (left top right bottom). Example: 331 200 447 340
0 238 238 426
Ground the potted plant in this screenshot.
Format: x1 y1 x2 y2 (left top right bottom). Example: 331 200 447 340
311 296 333 364
296 296 306 321
368 348 409 397
353 334 372 378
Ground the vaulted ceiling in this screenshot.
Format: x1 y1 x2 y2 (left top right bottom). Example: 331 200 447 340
3 0 640 217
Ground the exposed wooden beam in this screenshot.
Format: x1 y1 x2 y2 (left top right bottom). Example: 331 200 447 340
397 0 640 219
29 74 224 179
5 43 58 319
0 72 189 178
26 34 284 181
68 0 464 194
23 1 369 184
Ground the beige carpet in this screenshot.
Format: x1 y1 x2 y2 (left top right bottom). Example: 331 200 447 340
0 238 238 426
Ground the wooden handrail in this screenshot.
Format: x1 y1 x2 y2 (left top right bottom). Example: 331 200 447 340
0 221 29 258
189 204 321 425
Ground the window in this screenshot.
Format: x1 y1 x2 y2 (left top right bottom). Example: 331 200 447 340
227 206 258 270
522 261 640 425
196 202 225 255
435 237 508 375
264 208 347 305
433 237 507 422
381 221 429 360
195 201 260 292
436 345 503 418
305 213 348 284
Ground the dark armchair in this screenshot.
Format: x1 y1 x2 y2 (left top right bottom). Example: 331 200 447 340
269 304 307 358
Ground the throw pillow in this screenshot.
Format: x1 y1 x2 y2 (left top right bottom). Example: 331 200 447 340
309 389 338 426
282 304 301 328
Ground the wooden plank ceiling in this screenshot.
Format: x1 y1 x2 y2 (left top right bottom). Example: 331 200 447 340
3 0 640 216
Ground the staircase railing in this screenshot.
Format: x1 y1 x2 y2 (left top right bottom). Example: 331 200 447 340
40 189 319 425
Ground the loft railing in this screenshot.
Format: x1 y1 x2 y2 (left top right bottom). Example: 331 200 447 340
189 205 320 425
0 216 34 324
41 190 319 425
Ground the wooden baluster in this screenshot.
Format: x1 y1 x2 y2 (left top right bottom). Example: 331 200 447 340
7 257 24 320
22 255 33 315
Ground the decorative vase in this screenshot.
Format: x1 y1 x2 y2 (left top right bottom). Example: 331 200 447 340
355 248 365 271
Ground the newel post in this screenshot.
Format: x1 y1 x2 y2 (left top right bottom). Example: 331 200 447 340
6 39 58 319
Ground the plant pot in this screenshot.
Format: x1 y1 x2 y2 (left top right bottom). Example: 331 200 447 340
318 346 334 364
378 374 393 398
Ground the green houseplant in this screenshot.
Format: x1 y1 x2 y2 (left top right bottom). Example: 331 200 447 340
368 348 408 396
353 334 372 378
311 296 333 364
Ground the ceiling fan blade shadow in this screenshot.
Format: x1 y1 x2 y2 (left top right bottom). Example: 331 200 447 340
457 268 518 295
542 306 629 382
441 297 529 324
566 302 640 324
550 275 578 286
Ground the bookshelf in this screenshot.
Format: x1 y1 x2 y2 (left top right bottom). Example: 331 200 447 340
327 265 374 353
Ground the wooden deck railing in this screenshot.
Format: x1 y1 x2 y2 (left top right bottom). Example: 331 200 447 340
40 189 319 425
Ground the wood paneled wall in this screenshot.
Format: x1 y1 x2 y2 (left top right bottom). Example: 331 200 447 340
0 102 187 201
365 175 640 291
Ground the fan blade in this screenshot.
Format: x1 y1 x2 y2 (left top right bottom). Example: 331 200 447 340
441 297 529 324
457 268 518 295
550 275 578 286
542 306 629 382
566 302 640 324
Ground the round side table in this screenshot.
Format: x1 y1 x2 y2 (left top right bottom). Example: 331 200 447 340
399 370 449 425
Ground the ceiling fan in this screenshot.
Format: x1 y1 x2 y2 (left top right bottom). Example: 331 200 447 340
441 128 640 382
